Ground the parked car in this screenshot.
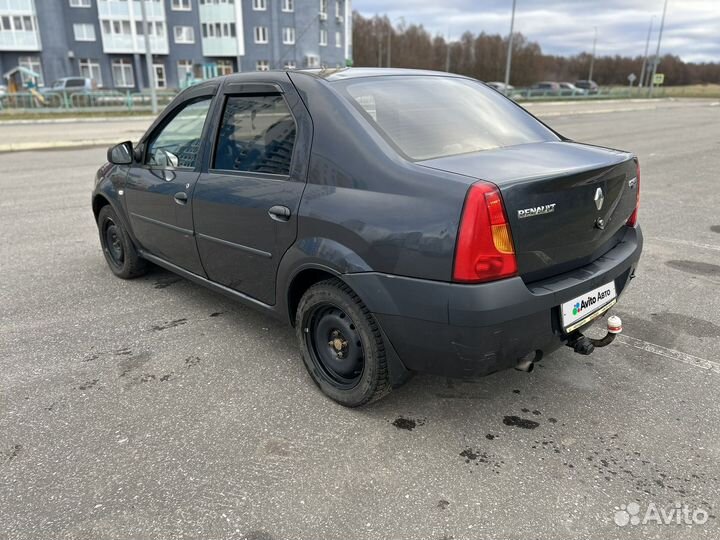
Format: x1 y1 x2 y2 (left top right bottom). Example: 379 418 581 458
0 84 7 96
485 81 514 93
41 77 94 95
93 68 642 406
558 82 588 95
574 80 600 94
528 81 561 96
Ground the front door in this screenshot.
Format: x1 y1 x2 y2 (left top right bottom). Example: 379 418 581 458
153 64 166 89
125 96 213 275
192 77 311 305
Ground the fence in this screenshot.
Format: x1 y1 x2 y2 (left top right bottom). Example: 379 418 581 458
511 86 669 101
0 90 178 113
0 85 676 114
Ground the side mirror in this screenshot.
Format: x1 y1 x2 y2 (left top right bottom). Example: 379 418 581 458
107 141 133 165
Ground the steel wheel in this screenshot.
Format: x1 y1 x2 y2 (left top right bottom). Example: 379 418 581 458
305 303 365 389
103 219 125 268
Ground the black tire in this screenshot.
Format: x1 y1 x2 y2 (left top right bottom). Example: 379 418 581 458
295 278 391 407
97 205 148 279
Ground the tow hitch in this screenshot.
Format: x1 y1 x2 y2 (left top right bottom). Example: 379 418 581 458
567 315 623 355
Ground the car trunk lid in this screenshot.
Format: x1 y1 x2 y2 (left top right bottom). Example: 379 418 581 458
418 141 638 282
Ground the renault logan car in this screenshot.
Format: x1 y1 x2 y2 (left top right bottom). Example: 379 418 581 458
92 68 642 407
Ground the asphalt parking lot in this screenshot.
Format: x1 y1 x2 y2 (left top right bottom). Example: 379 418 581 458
1 99 719 539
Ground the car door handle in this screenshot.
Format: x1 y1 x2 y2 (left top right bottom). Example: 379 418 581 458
174 192 188 205
268 205 291 222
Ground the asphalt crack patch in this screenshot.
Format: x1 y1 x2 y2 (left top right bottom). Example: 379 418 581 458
503 415 540 429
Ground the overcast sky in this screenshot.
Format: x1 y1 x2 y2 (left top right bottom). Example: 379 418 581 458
353 0 720 63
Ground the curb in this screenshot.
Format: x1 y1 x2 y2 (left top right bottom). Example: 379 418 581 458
0 116 155 126
0 139 124 153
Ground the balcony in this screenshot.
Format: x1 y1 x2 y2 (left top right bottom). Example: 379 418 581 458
97 0 165 20
198 2 235 22
0 0 35 13
201 37 239 58
0 30 40 51
100 32 168 55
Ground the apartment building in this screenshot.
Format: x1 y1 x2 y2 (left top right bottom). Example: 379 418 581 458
0 0 352 90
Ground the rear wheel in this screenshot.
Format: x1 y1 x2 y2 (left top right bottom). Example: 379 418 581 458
296 278 390 407
97 205 147 279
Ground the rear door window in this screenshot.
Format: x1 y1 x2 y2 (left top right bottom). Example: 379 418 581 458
213 94 296 176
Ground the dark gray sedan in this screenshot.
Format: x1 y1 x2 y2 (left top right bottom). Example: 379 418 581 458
93 68 642 406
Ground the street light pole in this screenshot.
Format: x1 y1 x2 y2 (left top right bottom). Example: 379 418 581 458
139 0 158 114
638 16 654 88
503 0 516 94
649 0 669 98
588 26 597 82
445 27 451 72
387 27 391 67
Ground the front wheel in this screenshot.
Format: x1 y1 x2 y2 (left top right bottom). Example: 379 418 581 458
97 205 148 279
295 278 391 407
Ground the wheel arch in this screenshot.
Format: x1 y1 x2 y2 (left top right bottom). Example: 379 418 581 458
285 265 342 327
92 193 111 221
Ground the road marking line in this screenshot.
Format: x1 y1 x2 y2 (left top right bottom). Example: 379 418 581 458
649 236 720 252
617 334 720 375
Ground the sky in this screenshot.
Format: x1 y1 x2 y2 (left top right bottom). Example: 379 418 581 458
353 0 720 63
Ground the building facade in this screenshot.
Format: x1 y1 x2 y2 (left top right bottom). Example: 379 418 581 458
0 0 352 90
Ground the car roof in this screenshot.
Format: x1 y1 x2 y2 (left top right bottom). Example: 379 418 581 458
223 67 463 84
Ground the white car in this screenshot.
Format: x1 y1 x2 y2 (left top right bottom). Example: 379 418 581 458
560 82 588 95
485 81 515 93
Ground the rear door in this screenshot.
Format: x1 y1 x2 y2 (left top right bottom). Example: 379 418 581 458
192 74 312 305
124 94 214 275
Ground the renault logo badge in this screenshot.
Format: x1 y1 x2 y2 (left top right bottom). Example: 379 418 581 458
594 187 604 211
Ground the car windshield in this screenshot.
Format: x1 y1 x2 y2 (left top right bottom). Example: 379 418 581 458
336 75 558 160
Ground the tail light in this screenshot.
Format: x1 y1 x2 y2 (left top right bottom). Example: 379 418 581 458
627 160 640 227
453 182 518 283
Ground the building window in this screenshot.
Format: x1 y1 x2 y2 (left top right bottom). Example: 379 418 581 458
103 19 132 36
335 0 341 18
216 59 233 76
319 28 327 46
335 30 341 48
6 15 35 32
78 58 102 86
283 60 296 69
319 0 328 18
282 0 294 12
282 27 295 45
174 26 194 44
254 26 268 44
256 60 269 71
73 23 96 42
252 0 266 10
112 59 134 88
69 0 92 7
171 0 191 10
19 56 43 86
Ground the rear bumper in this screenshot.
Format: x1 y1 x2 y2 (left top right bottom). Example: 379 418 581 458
343 225 643 378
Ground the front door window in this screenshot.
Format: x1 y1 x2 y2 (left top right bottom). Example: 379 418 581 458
146 98 211 168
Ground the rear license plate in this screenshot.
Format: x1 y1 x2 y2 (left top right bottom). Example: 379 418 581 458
561 281 617 331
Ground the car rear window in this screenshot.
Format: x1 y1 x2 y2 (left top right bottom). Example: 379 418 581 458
336 76 558 161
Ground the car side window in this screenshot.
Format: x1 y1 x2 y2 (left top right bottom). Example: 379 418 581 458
146 98 212 169
213 94 296 176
